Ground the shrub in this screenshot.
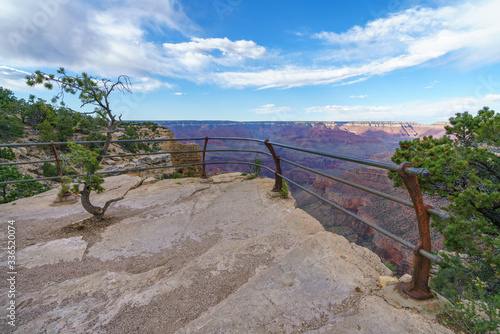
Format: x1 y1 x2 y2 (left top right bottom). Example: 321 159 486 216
0 148 15 160
280 180 289 199
169 172 182 179
248 157 262 177
57 176 71 197
0 165 51 204
42 162 60 177
382 259 397 271
439 277 500 333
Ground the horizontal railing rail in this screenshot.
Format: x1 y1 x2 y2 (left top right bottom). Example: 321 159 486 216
0 136 448 300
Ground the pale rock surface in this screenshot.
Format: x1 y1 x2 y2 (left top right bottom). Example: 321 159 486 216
399 273 413 283
142 176 157 185
0 173 452 333
16 237 87 269
378 275 399 287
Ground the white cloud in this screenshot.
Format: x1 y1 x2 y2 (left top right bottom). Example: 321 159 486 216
0 0 198 89
162 37 266 73
172 92 185 95
304 94 500 122
0 0 499 91
0 66 40 91
350 95 368 98
251 104 292 114
214 0 500 89
132 77 173 92
0 0 268 91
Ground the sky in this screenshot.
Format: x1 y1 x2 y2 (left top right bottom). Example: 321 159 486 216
1 0 500 123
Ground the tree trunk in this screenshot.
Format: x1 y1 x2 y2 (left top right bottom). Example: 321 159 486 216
477 205 500 229
80 183 124 222
81 184 104 221
98 132 113 163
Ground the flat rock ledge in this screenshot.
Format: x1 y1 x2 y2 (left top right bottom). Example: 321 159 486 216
0 173 452 333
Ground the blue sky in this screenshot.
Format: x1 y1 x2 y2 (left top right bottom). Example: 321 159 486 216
1 0 500 123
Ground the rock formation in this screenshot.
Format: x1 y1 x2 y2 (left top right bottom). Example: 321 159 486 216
0 173 452 333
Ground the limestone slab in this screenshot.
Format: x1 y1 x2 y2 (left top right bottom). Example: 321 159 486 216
17 236 87 268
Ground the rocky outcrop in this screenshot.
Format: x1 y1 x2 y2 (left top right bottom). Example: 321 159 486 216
0 173 451 333
103 153 174 178
339 121 448 138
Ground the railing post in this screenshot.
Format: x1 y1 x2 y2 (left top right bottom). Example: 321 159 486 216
201 137 209 178
49 141 63 179
264 140 282 192
398 161 433 300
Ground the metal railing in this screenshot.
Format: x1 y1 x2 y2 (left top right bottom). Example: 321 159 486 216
0 136 450 300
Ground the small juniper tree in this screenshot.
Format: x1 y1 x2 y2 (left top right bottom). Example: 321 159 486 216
26 68 132 221
67 143 125 221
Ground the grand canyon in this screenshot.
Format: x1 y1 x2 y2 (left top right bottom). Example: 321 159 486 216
153 120 449 273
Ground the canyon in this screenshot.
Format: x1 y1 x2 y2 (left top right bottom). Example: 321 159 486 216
154 120 449 273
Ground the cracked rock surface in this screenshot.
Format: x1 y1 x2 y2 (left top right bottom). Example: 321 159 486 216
0 173 452 333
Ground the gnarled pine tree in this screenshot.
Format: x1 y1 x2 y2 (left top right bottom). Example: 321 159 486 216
27 68 132 221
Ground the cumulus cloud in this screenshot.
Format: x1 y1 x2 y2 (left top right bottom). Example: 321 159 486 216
214 0 500 88
1 0 499 91
251 104 292 114
163 37 266 73
304 94 500 122
132 77 173 92
0 0 269 91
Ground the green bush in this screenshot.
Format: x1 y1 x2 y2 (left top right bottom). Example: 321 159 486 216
42 162 60 177
58 176 71 197
248 157 262 177
382 259 397 272
439 277 500 333
280 180 289 199
42 161 75 177
120 124 152 153
86 133 107 150
0 148 15 160
0 165 50 204
169 172 182 179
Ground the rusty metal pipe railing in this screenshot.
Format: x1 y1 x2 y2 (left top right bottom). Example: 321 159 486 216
0 159 58 166
397 162 434 299
279 157 450 221
264 140 283 192
267 141 429 176
49 141 63 180
0 160 272 186
201 137 209 178
0 137 207 147
277 172 442 264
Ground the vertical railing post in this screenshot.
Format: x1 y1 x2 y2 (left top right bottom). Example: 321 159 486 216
49 141 63 179
201 137 209 178
398 161 433 300
264 140 282 192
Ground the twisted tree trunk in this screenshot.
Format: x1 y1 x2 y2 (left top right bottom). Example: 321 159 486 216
80 183 124 222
